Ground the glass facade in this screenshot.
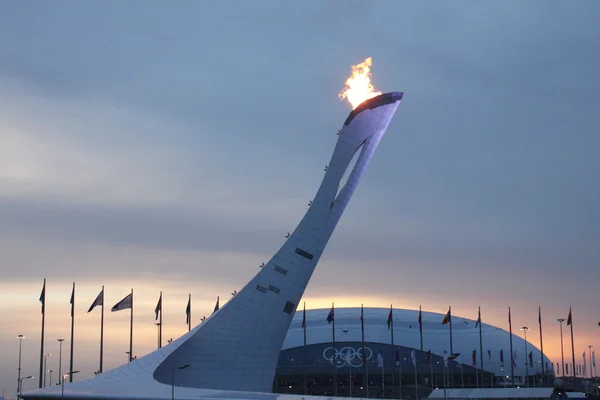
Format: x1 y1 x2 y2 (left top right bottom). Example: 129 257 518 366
273 342 495 398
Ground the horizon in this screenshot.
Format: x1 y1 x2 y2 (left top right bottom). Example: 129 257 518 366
1 0 599 396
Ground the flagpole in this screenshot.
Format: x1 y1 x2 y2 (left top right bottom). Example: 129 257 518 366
69 282 75 382
449 306 453 388
361 304 368 398
332 302 337 397
414 359 418 400
478 306 483 388
303 302 307 395
569 307 575 380
381 352 385 395
429 352 433 391
100 285 104 373
188 294 191 332
129 288 134 362
449 306 453 355
390 305 395 390
39 278 46 389
159 291 163 349
509 306 515 386
419 305 423 352
538 307 545 385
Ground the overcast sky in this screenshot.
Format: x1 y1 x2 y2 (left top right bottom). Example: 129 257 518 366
1 0 599 395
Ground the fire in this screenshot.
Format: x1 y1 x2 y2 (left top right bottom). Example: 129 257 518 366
338 57 382 109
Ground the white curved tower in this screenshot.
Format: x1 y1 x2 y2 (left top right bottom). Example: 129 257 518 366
23 92 403 399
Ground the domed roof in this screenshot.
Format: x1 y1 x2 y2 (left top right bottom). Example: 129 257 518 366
283 307 554 377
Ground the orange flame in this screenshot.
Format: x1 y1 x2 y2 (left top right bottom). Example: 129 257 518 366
338 57 382 109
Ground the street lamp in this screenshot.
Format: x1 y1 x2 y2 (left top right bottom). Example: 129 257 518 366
16 335 25 399
588 346 593 380
57 339 65 384
61 371 79 400
520 327 529 387
43 354 51 387
171 364 190 400
557 319 565 377
18 375 35 399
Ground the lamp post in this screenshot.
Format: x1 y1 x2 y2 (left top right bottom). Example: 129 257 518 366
557 319 565 377
57 339 65 385
43 354 51 387
588 346 593 380
18 375 35 399
171 364 190 400
17 335 25 398
61 371 79 400
520 327 529 387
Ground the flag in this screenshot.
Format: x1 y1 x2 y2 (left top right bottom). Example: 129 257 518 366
472 350 477 367
500 350 504 368
475 309 481 328
377 350 384 368
529 351 533 368
327 305 334 324
111 293 132 312
411 350 417 367
583 352 587 375
39 280 46 314
70 283 75 317
418 307 422 332
426 350 432 367
442 308 451 324
185 297 191 325
387 306 393 329
87 288 103 313
487 349 492 368
513 350 517 367
301 303 306 329
213 296 219 312
567 309 572 326
154 293 162 320
593 350 596 368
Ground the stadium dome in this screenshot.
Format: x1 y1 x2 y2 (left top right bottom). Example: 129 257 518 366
273 307 555 397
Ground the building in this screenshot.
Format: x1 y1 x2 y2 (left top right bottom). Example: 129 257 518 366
22 92 404 400
273 307 555 397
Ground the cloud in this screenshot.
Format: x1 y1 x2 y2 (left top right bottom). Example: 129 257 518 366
1 1 600 393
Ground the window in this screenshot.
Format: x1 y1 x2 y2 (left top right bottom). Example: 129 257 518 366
268 285 281 294
283 301 295 314
295 247 314 260
256 285 268 293
274 265 288 275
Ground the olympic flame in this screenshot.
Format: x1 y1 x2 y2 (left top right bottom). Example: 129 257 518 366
338 57 382 109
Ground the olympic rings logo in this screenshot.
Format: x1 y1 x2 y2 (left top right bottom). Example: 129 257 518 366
322 346 373 368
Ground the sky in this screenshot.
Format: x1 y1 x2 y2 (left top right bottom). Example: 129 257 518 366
1 0 600 396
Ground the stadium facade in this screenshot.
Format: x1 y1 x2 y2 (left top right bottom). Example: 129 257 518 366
22 93 404 400
273 307 555 397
